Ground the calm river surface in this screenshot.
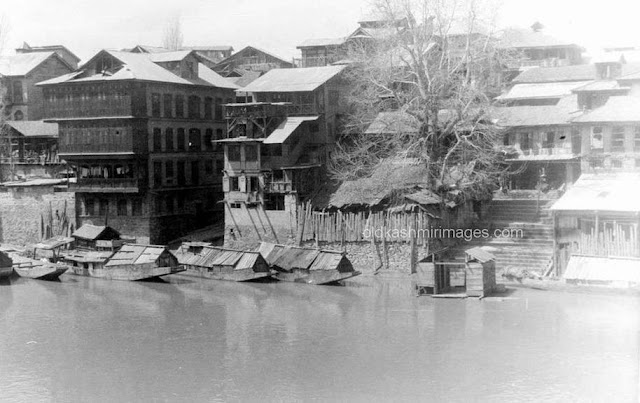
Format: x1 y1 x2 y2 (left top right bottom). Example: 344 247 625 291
0 275 638 402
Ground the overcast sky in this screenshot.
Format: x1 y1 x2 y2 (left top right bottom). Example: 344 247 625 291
2 0 639 62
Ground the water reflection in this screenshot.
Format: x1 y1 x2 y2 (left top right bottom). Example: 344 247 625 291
0 274 638 402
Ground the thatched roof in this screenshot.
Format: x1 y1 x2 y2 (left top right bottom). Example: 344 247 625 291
329 159 429 208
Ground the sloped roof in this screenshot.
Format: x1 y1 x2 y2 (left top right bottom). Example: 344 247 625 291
404 189 441 205
572 96 640 123
465 247 495 263
330 158 429 208
571 80 627 92
64 250 114 263
492 95 580 127
241 65 346 92
183 45 233 52
297 37 346 48
16 43 81 63
34 236 75 250
228 69 263 88
497 27 579 49
215 46 293 69
264 116 319 144
550 173 640 213
105 244 168 267
5 121 58 138
258 242 346 271
130 45 169 54
146 50 193 62
496 81 591 101
365 111 420 134
72 224 120 241
0 52 59 76
513 63 640 83
197 63 240 89
563 255 640 283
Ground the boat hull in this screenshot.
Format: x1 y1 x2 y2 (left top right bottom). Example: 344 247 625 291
14 265 68 280
181 266 272 282
0 265 13 279
272 270 361 285
68 265 186 281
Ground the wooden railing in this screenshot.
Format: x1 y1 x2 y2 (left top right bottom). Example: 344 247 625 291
72 178 139 191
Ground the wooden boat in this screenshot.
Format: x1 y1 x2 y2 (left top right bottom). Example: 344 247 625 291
12 255 68 280
63 244 185 281
172 242 271 282
258 242 361 285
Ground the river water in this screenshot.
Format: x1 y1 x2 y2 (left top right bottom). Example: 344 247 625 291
0 275 638 402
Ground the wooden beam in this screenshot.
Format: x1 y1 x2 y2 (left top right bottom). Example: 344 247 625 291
242 202 262 241
259 201 279 243
224 201 242 237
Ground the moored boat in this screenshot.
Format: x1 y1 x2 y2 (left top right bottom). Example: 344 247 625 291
0 250 13 279
12 255 68 280
173 242 271 282
64 244 184 281
258 242 361 285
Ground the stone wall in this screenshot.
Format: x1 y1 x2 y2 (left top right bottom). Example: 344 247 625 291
0 187 75 246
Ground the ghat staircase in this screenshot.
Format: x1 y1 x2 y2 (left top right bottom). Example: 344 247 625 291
455 193 557 277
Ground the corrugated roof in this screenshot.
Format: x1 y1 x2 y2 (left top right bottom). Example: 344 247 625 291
6 121 58 138
497 27 579 49
105 244 166 266
297 37 346 48
492 95 580 127
564 255 640 283
572 96 640 123
241 65 346 93
496 81 591 101
0 52 58 76
263 116 319 144
551 173 640 212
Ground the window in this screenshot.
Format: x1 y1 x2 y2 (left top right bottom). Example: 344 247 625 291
634 127 640 150
612 126 625 151
215 98 223 120
245 145 257 161
503 133 511 146
591 127 604 150
216 128 224 140
611 159 623 168
163 94 173 117
265 194 285 210
205 129 214 151
98 199 109 216
165 160 174 180
228 145 241 161
12 81 23 103
153 161 163 187
151 93 161 117
175 95 185 118
520 133 531 150
117 200 128 216
543 132 555 149
188 96 201 119
85 198 95 216
205 159 214 175
177 161 186 185
189 128 201 151
230 177 240 191
248 176 259 192
13 110 24 121
165 128 174 151
204 97 213 120
132 200 142 216
153 128 162 151
191 161 200 185
177 128 186 151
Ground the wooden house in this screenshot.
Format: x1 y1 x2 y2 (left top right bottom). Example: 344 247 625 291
213 46 293 75
102 244 183 280
16 42 80 69
71 224 121 250
219 65 347 246
0 51 75 121
38 49 239 244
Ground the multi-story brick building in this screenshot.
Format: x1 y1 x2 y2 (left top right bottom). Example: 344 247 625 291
38 49 238 244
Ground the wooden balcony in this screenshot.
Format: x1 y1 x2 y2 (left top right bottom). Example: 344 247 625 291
266 181 292 193
72 178 140 193
224 102 318 120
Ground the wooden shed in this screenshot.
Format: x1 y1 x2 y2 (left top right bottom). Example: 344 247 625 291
464 247 496 298
72 224 121 250
98 244 184 281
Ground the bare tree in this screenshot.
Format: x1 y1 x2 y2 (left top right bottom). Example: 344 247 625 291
162 15 184 51
329 0 511 200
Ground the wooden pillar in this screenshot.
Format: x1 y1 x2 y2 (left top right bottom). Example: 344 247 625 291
242 202 262 241
295 201 306 246
594 211 600 253
259 201 279 243
224 201 242 237
552 211 559 277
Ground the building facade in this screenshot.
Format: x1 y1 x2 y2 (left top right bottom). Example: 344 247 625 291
39 50 237 244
